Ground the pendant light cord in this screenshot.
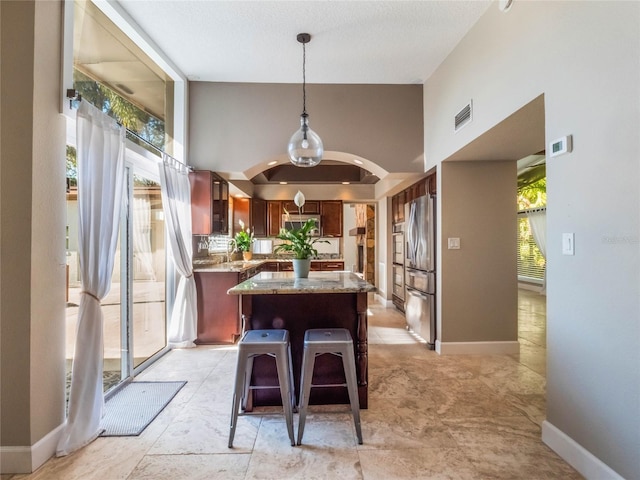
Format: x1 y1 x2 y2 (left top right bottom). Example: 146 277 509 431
302 41 307 116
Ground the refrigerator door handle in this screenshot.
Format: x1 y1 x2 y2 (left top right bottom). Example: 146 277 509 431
409 289 428 300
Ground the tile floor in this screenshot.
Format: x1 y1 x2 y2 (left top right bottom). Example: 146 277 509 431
5 289 582 479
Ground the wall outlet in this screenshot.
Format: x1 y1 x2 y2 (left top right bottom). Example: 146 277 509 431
448 237 461 250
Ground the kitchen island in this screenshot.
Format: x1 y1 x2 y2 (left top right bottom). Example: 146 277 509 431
227 271 376 409
192 258 345 344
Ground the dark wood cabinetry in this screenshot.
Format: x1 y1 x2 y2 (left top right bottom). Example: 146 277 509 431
261 261 279 272
320 200 343 237
279 262 294 272
392 173 436 225
195 266 263 344
194 271 242 344
251 198 267 237
267 201 282 237
392 191 405 224
427 174 437 195
242 199 343 237
231 198 268 237
315 261 345 271
189 170 229 235
282 200 320 215
232 197 250 236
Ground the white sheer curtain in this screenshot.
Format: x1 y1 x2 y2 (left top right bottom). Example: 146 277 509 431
57 102 125 456
133 196 156 280
527 210 547 294
159 154 197 348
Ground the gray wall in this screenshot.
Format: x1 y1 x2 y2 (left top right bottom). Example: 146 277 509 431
189 82 424 178
440 160 517 344
1 0 66 454
424 1 639 477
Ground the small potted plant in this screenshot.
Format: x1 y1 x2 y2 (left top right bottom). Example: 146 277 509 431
274 191 328 277
230 220 255 261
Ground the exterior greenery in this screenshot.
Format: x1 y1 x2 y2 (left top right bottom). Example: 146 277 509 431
73 69 165 150
274 219 328 259
67 70 165 187
517 177 546 280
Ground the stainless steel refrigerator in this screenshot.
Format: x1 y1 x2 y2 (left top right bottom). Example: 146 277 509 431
404 194 436 349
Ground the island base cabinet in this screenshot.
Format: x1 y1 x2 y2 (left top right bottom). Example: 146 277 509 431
194 272 241 344
240 292 368 409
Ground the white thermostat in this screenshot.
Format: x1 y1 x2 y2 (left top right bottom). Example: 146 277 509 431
549 135 572 157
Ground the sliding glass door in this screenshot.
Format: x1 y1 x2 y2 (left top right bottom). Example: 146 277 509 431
129 170 167 370
65 147 169 398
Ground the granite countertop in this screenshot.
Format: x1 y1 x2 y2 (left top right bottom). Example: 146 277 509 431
193 260 264 273
193 258 345 273
227 271 376 295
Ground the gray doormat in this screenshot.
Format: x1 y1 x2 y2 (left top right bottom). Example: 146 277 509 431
100 381 186 436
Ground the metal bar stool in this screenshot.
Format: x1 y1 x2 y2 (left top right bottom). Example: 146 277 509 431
228 329 296 448
297 328 363 445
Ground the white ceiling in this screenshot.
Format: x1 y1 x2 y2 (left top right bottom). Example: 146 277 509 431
116 0 493 84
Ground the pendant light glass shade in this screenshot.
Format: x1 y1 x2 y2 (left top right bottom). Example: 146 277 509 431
288 33 323 167
288 114 323 167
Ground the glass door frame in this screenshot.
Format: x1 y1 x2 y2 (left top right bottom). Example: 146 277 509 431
117 143 173 389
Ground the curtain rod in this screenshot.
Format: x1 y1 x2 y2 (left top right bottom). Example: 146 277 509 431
518 207 547 215
66 89 191 171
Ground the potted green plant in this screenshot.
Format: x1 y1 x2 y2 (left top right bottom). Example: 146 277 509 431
274 191 328 278
230 220 255 261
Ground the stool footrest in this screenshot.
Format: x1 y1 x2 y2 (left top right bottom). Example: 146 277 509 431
309 383 348 388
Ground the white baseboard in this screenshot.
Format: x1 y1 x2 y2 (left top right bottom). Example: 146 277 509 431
542 421 623 480
435 340 519 355
373 293 392 307
0 423 63 474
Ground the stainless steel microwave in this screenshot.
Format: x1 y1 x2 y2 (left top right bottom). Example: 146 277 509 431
281 214 321 236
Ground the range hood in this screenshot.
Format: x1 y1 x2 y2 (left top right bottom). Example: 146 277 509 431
349 227 365 236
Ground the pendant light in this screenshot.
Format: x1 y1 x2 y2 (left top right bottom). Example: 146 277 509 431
288 33 323 167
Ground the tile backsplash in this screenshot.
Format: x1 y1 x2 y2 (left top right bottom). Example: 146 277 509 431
193 235 341 259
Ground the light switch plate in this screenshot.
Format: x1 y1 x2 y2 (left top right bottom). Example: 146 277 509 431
448 237 460 250
562 233 575 255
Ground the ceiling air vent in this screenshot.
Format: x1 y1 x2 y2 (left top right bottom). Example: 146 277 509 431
454 100 473 132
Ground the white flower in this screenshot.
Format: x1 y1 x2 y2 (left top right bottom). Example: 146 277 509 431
294 190 306 208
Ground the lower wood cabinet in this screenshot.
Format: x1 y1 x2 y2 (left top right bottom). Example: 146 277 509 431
312 261 344 271
194 268 258 344
321 261 345 271
261 261 279 272
279 262 294 272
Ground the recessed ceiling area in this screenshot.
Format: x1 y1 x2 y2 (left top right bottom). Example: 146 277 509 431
251 161 379 185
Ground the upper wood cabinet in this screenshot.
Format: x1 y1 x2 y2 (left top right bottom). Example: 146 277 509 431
321 200 343 237
391 173 436 225
232 197 250 236
392 191 405 224
251 198 267 237
282 200 320 215
427 174 437 195
267 201 282 237
189 170 229 235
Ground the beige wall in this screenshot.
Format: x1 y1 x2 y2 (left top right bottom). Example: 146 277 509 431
425 2 639 478
1 0 66 465
188 82 424 180
439 161 517 343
